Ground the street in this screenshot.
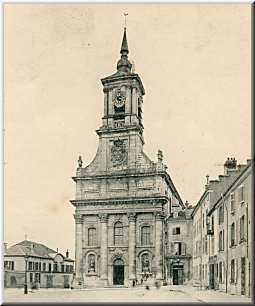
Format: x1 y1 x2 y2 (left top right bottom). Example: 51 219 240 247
3 285 252 304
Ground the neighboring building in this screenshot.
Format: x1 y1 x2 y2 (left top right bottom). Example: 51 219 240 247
166 203 193 285
192 158 252 297
70 28 184 288
4 240 74 289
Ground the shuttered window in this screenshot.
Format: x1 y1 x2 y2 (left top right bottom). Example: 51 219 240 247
114 222 123 245
238 186 245 204
230 192 235 213
141 226 151 245
88 228 97 246
240 215 245 242
230 222 235 247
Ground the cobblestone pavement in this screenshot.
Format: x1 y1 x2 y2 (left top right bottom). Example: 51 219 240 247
3 285 253 304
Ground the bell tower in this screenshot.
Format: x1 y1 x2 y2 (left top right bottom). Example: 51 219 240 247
95 28 146 171
100 28 144 134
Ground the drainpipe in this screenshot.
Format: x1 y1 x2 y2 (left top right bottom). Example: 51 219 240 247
222 194 228 294
200 207 203 288
162 218 166 284
246 203 250 297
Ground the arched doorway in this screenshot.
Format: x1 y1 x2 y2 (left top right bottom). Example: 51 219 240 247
113 258 124 285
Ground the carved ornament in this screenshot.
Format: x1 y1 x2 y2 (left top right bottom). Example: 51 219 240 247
98 213 108 223
74 213 83 224
127 212 136 222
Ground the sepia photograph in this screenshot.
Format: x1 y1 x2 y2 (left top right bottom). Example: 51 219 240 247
2 3 252 304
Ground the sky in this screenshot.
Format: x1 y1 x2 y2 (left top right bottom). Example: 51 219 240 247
4 4 251 258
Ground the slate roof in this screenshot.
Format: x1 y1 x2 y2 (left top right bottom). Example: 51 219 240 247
5 240 59 259
192 161 250 217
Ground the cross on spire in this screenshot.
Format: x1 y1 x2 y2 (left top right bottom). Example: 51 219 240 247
124 12 128 28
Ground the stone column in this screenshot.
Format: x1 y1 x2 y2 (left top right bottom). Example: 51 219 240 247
74 213 84 285
108 88 114 127
131 87 137 114
125 86 132 125
131 86 138 124
103 88 108 126
155 212 164 280
99 213 108 281
128 212 136 281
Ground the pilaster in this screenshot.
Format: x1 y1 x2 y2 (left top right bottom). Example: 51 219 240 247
99 213 109 282
154 211 164 280
73 213 84 288
127 212 136 281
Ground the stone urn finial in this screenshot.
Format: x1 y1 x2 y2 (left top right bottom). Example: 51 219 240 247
78 155 83 168
157 150 163 163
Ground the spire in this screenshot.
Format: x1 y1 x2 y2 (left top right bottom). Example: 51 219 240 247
120 28 129 55
117 28 132 74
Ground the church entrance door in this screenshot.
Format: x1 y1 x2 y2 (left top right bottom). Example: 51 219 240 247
113 259 124 285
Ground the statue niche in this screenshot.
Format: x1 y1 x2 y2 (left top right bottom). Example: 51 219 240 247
141 253 150 273
88 254 96 273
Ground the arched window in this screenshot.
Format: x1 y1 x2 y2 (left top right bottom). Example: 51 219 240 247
88 228 97 246
114 222 123 245
141 226 151 245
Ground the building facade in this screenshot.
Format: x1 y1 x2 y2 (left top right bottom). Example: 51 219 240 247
166 205 193 285
4 240 74 289
192 158 252 297
69 27 252 295
70 29 184 288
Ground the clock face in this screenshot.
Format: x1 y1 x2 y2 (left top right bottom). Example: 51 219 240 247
114 89 126 108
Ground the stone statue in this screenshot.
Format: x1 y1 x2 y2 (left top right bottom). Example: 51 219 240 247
88 256 95 272
142 255 150 273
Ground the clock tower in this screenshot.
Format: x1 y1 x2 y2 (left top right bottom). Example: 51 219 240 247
71 28 184 288
97 27 146 172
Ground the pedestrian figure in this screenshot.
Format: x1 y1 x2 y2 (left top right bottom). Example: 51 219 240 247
135 278 138 285
141 278 143 285
132 279 135 287
155 281 160 289
145 285 150 290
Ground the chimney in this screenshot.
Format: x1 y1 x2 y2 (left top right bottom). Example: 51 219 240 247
218 175 227 182
205 175 210 189
56 248 58 253
66 249 69 258
224 157 237 174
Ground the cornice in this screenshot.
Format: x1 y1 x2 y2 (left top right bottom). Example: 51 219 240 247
96 124 144 137
101 73 145 95
72 170 160 182
70 195 168 207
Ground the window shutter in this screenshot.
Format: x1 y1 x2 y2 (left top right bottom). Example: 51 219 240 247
236 219 239 245
170 242 174 254
182 243 186 255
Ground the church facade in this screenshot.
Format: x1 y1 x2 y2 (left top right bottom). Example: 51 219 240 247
70 28 185 288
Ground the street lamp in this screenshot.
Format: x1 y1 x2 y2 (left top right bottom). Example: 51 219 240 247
24 253 28 294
